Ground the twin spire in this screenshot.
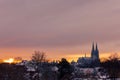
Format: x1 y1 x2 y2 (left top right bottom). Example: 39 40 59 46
91 42 99 59
85 42 99 60
92 42 98 51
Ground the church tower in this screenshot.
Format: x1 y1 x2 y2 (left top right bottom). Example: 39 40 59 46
95 43 99 60
91 43 99 60
91 43 95 59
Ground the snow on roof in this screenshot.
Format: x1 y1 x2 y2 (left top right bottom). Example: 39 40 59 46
27 67 36 72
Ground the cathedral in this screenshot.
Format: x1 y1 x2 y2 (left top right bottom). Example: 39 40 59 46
77 43 100 67
91 43 99 60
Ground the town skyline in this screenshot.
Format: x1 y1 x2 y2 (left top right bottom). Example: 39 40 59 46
0 43 118 62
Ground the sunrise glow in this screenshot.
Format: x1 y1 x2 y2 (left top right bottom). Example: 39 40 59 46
3 58 14 64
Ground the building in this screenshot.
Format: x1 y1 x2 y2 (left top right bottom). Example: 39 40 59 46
77 43 100 67
91 43 99 61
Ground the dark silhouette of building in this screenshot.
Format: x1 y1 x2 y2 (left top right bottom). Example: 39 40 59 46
77 43 100 67
91 43 99 61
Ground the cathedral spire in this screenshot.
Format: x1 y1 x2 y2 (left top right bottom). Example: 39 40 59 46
92 42 94 51
95 43 99 60
91 42 94 58
96 43 98 51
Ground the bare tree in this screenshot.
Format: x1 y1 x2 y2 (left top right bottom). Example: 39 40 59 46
14 57 22 63
109 53 120 60
31 51 46 63
101 53 120 80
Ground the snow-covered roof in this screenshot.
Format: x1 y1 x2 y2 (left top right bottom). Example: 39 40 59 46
27 67 36 72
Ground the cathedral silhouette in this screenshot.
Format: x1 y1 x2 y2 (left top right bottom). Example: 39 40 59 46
91 43 99 60
77 43 100 67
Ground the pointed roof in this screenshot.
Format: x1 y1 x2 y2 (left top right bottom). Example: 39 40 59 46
92 42 94 51
96 43 98 51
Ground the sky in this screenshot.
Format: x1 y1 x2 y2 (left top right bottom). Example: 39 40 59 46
0 0 120 61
